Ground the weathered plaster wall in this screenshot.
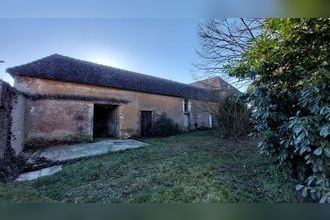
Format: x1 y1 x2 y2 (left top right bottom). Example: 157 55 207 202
190 100 218 129
15 76 215 145
106 107 118 137
24 99 93 147
10 94 26 154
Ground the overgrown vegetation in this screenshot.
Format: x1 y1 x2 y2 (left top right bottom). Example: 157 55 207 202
0 131 301 202
215 94 251 139
196 18 329 202
150 113 180 137
226 18 330 202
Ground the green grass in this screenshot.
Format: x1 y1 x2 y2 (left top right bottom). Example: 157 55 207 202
0 131 302 203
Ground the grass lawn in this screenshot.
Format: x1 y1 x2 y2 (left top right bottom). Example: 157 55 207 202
0 130 302 203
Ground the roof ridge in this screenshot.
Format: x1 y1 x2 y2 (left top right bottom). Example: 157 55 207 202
190 75 240 93
6 54 217 101
41 54 202 90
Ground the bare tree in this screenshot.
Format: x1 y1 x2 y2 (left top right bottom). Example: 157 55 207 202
193 18 263 90
191 19 262 137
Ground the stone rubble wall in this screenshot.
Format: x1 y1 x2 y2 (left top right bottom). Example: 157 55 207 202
0 80 14 159
0 80 25 181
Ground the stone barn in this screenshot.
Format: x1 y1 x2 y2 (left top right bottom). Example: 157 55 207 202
6 54 236 150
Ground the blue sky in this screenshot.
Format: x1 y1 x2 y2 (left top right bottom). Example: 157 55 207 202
0 18 216 86
0 0 283 91
0 0 279 18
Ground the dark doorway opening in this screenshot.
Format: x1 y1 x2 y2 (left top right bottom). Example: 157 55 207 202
93 104 118 138
141 111 152 136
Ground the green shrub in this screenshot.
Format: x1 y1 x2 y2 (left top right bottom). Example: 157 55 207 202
151 113 180 137
228 18 330 202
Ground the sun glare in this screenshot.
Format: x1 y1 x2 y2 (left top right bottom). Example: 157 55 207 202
86 53 123 68
91 56 114 66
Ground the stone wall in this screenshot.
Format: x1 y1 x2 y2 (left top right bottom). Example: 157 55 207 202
15 76 216 147
0 80 24 181
0 80 14 160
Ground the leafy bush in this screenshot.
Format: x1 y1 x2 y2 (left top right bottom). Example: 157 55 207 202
228 18 330 202
216 94 251 139
150 113 180 137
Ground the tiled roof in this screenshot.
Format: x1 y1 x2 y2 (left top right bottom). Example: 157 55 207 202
189 77 240 93
7 54 216 101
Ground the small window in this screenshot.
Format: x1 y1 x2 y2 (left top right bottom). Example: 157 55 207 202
184 99 189 112
208 113 213 128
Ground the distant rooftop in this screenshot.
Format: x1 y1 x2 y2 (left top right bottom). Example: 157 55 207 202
7 54 219 101
190 77 240 93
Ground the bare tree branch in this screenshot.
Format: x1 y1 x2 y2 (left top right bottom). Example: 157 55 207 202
240 18 256 39
193 18 263 91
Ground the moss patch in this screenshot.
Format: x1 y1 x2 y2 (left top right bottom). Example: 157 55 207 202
24 134 93 150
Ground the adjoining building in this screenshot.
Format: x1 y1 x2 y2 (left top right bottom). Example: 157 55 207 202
6 54 237 149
